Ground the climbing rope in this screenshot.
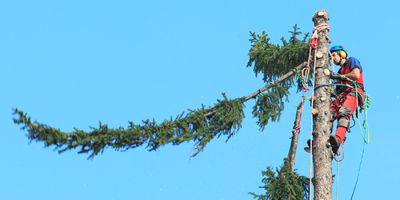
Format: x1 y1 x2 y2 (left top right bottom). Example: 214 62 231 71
334 144 345 162
308 44 316 200
334 141 344 200
361 95 370 143
313 23 330 33
350 79 370 200
355 85 370 144
350 141 366 200
337 152 340 200
328 50 335 72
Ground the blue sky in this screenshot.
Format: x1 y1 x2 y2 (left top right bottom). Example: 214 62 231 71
2 1 399 199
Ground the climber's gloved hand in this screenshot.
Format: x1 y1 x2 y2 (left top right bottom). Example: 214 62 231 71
330 74 344 80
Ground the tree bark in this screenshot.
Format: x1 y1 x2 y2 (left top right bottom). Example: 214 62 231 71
311 10 333 200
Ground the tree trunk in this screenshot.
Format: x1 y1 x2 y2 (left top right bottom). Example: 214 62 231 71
311 10 333 200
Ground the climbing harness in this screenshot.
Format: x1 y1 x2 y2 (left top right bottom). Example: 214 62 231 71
315 83 365 104
331 74 370 144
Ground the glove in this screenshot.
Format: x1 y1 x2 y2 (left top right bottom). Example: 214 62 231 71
330 74 344 80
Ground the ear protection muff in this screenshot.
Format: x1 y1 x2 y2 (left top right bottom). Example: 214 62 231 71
339 50 347 58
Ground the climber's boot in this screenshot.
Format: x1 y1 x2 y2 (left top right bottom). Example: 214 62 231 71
304 139 331 153
329 135 340 154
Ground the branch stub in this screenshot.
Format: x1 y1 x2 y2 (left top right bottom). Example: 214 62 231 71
324 69 330 75
312 108 318 115
316 52 323 58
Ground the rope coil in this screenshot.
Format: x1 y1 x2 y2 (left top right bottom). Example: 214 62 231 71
313 23 330 33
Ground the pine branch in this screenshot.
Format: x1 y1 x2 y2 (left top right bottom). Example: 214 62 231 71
13 25 309 159
247 24 310 86
247 25 310 131
249 158 310 200
13 93 246 159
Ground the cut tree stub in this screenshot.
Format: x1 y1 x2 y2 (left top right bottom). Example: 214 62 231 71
324 69 330 75
312 108 318 115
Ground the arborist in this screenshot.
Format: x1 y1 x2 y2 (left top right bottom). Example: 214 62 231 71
328 45 365 154
305 45 365 154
